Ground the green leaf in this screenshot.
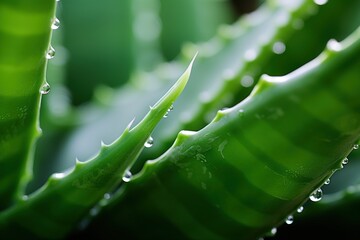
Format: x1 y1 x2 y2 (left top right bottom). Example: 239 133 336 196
0 0 56 210
56 0 318 171
84 24 360 240
0 55 196 239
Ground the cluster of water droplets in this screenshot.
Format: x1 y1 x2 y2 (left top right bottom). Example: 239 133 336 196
259 142 359 239
309 143 359 204
163 105 174 118
41 3 61 95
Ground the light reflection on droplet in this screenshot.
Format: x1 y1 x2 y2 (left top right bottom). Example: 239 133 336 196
240 75 254 87
314 0 328 5
122 170 132 182
46 46 56 59
324 178 330 185
51 18 60 30
309 188 322 202
40 82 51 95
297 206 304 213
144 136 154 148
272 41 286 54
285 215 294 224
342 157 349 166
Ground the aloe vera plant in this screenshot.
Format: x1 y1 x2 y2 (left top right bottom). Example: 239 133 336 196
1 0 360 239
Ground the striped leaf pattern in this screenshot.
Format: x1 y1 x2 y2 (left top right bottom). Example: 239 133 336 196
85 26 360 239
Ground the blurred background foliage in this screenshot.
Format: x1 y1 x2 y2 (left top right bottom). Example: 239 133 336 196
29 0 360 239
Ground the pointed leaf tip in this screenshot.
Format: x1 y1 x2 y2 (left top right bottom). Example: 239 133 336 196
152 53 197 109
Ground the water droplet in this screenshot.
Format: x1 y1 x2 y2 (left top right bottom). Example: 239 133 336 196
285 215 294 224
270 227 277 236
310 188 323 202
324 178 330 185
327 39 342 52
46 46 56 59
122 170 132 182
40 82 51 95
314 0 328 5
240 75 254 87
51 18 60 30
353 144 359 150
163 105 174 118
244 49 258 61
144 136 154 148
297 206 304 213
52 172 66 179
272 41 286 54
103 193 111 200
22 195 29 201
342 157 349 166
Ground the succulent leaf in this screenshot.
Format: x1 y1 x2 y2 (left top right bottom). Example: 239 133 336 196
0 0 56 210
84 24 360 240
0 55 196 238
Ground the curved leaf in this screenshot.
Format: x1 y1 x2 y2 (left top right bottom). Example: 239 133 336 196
0 56 195 239
84 25 360 239
0 0 56 209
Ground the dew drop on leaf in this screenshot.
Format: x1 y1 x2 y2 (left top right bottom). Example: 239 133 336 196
40 82 51 95
327 39 342 52
341 157 349 167
51 18 60 30
353 144 359 150
22 195 29 201
314 0 328 5
272 41 286 54
240 75 254 87
309 188 323 202
324 178 330 185
46 46 56 59
103 193 111 200
297 206 304 213
163 105 173 118
122 170 132 182
269 227 277 236
144 136 154 148
285 215 294 224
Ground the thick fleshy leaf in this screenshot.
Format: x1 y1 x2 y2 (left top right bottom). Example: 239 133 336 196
56 0 319 170
0 0 56 210
83 25 360 240
0 56 195 239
